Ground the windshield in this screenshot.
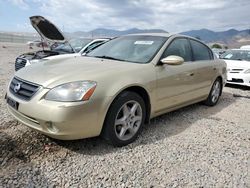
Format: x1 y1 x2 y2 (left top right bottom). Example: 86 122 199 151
87 35 168 63
221 50 250 61
54 38 92 53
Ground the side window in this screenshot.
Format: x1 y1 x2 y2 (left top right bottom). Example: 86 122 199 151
190 40 211 61
162 38 192 62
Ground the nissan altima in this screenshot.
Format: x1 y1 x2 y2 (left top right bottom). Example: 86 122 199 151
6 33 227 146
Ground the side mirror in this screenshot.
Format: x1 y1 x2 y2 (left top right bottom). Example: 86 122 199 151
160 55 184 65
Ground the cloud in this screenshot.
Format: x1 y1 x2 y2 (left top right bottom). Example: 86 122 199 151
9 0 250 32
16 22 33 31
8 0 29 9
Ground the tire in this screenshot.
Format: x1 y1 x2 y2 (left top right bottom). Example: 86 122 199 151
204 78 222 106
102 91 146 147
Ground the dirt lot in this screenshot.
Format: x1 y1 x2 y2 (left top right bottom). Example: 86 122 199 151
0 42 249 187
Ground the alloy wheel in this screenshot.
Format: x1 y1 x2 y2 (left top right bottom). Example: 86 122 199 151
211 80 221 103
114 100 143 141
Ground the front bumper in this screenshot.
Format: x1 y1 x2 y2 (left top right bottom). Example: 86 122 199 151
6 88 110 140
226 73 250 87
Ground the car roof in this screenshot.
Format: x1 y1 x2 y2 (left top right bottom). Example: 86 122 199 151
69 38 110 41
125 33 199 40
92 38 110 41
126 33 171 37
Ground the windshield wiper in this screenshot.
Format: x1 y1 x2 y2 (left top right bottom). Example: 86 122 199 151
93 55 125 62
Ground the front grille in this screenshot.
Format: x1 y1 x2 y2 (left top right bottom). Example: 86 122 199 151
232 69 244 71
230 78 244 83
15 58 27 71
9 77 40 101
229 69 244 73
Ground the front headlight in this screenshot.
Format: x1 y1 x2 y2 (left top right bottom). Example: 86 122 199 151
244 69 250 74
45 81 97 102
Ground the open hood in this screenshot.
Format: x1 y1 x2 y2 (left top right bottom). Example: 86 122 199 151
30 15 66 43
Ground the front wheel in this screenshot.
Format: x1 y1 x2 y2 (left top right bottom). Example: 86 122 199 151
204 78 222 106
102 91 146 147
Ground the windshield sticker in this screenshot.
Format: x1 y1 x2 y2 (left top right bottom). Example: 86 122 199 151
134 41 154 45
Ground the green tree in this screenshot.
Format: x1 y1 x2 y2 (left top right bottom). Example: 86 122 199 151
211 43 222 49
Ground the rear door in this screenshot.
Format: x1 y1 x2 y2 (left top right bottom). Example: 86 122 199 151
189 39 217 96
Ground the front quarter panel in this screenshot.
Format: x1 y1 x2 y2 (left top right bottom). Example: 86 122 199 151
91 63 156 119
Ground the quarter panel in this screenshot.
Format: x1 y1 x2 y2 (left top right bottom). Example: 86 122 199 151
91 63 157 118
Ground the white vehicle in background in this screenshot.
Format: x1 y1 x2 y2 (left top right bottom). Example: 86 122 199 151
212 48 226 58
15 15 110 71
32 38 109 64
221 49 250 87
240 45 250 50
40 38 110 62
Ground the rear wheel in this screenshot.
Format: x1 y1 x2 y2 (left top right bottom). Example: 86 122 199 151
204 78 222 106
102 91 146 147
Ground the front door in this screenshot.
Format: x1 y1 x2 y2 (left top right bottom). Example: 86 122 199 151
155 38 198 112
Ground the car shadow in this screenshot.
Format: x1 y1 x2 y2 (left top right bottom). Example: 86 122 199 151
52 91 236 155
225 83 250 91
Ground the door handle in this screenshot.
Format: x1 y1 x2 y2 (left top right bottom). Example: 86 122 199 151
185 72 194 76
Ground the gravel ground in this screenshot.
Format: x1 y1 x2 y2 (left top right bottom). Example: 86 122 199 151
0 42 249 187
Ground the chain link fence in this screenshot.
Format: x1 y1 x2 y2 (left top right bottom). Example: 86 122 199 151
0 33 39 43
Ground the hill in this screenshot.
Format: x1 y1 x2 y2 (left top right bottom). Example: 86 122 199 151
180 29 250 48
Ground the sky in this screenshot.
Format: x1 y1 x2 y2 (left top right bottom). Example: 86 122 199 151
0 0 250 33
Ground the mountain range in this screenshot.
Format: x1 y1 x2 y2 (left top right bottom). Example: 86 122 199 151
69 28 250 48
1 27 250 48
69 28 166 38
180 28 250 47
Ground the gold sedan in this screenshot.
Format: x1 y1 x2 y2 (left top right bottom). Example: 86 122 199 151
6 33 227 146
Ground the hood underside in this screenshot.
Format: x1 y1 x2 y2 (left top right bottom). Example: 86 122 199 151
30 15 66 43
